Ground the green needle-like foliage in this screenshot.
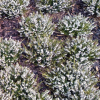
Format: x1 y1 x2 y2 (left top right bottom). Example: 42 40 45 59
0 37 22 69
57 13 95 37
36 0 71 14
64 35 100 66
0 0 29 19
43 60 100 100
82 0 100 16
42 33 100 99
19 12 64 68
0 63 46 100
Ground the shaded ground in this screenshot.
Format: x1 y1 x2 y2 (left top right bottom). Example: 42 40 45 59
0 0 100 93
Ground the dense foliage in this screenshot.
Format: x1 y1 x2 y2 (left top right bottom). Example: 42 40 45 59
64 35 100 66
0 0 29 18
0 37 22 69
43 35 100 99
0 63 38 100
19 13 63 68
36 0 71 14
44 61 100 100
57 13 94 37
83 0 100 16
0 0 100 99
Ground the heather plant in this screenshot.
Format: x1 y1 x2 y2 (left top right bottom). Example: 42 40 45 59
36 0 71 14
82 0 100 16
0 0 29 19
0 37 22 69
19 12 54 38
57 13 95 37
19 12 64 68
42 32 100 99
0 63 48 100
63 35 100 66
43 60 100 100
25 36 63 68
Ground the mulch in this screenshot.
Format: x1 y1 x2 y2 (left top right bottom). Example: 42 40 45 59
0 0 100 94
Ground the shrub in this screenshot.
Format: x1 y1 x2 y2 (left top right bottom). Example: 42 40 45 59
43 60 100 100
0 62 53 100
19 12 54 38
57 13 95 37
82 0 100 16
36 0 71 14
0 0 29 19
42 33 100 99
0 63 39 100
0 37 22 69
63 35 100 66
19 12 64 68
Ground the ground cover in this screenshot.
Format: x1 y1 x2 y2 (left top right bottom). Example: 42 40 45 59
1 0 100 99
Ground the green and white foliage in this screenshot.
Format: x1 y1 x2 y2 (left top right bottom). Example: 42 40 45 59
57 13 95 37
64 35 100 66
0 37 22 68
19 12 54 38
40 90 53 100
19 12 63 68
44 60 100 100
0 0 29 18
0 63 37 100
0 63 53 100
82 0 100 16
36 0 71 14
25 37 63 68
42 28 100 99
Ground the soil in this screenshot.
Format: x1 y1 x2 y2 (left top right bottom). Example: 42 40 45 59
0 0 100 94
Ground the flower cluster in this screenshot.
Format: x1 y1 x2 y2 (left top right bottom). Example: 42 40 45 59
0 0 29 18
0 37 22 69
57 13 95 37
